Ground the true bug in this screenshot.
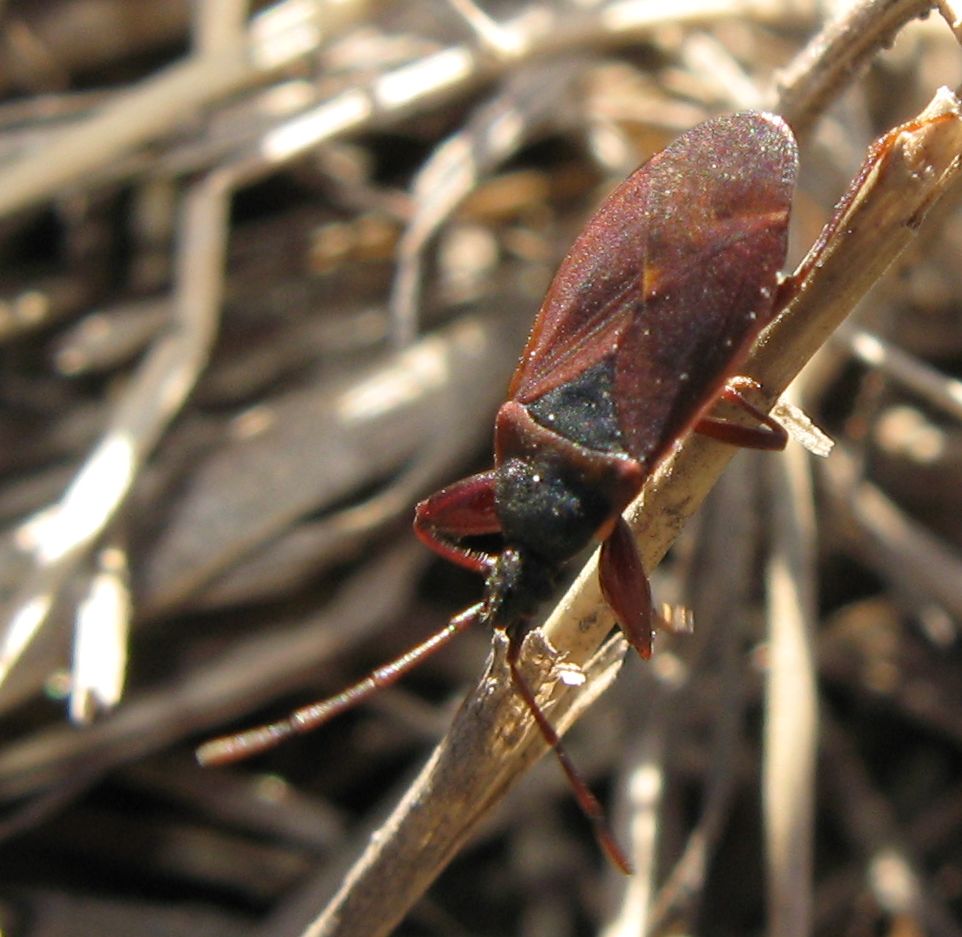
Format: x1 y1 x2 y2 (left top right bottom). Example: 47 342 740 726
199 111 798 871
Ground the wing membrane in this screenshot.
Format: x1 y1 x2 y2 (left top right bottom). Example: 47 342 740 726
509 112 798 465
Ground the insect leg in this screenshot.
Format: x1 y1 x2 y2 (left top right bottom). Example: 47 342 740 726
599 515 654 660
694 376 788 450
197 604 483 766
413 470 501 573
505 632 633 875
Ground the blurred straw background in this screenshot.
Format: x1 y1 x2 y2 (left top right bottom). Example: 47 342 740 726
0 1 961 935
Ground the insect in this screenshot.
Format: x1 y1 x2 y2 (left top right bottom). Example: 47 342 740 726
198 111 799 872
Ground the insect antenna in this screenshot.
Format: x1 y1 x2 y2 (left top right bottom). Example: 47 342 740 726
196 604 481 766
506 641 633 875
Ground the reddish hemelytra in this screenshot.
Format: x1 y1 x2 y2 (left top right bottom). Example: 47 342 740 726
198 112 799 873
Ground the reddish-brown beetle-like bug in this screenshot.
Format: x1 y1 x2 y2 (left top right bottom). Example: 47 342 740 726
198 111 799 872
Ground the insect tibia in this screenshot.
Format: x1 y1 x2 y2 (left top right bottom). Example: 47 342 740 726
505 636 633 874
